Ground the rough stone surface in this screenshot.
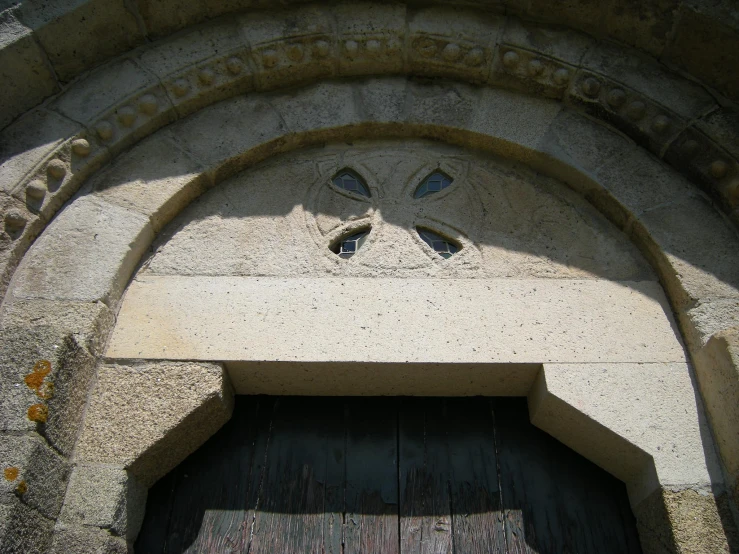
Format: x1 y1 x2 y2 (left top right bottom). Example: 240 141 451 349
49 58 157 126
582 41 715 121
59 465 146 540
594 146 698 224
49 523 130 554
634 487 739 554
0 11 58 130
136 18 252 118
91 133 208 232
7 195 153 305
146 139 653 281
0 299 112 455
0 108 79 196
0 323 93 443
0 298 114 355
109 276 683 366
74 361 234 486
226 361 541 396
529 363 718 505
0 498 54 554
270 81 362 136
0 6 734 549
0 433 69 520
13 0 145 83
241 6 334 91
165 95 288 183
632 195 739 309
662 2 739 102
696 329 739 501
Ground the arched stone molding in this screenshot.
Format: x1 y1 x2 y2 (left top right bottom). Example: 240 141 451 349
0 0 737 130
2 3 739 304
1 77 738 551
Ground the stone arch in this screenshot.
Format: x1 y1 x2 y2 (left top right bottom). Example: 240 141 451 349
0 3 738 552
1 77 737 552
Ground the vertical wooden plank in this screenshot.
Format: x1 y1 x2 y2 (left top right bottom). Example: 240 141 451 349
344 397 400 554
494 397 642 554
323 397 346 554
248 396 334 554
134 396 269 553
446 398 507 554
399 397 453 554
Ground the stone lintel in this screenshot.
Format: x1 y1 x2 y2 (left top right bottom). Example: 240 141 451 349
106 276 685 365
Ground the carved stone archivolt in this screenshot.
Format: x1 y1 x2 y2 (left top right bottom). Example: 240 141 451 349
1 3 738 551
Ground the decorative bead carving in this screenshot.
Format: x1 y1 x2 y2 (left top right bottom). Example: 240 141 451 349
26 180 46 200
198 68 215 85
365 40 381 54
262 50 279 68
172 79 190 97
386 38 402 54
286 43 304 62
553 68 570 85
46 159 67 180
417 38 437 58
682 139 700 157
71 138 91 157
4 211 26 231
711 160 729 179
606 88 626 108
442 43 461 62
581 77 600 97
651 115 671 134
344 40 359 59
313 40 330 58
725 179 739 205
138 95 159 116
626 101 646 121
502 50 520 68
96 121 114 141
116 106 137 127
226 57 244 75
528 59 544 76
465 47 484 67
47 159 66 179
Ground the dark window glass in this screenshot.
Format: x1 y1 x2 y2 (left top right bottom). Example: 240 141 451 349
331 229 370 259
417 228 460 259
414 171 453 199
332 169 371 198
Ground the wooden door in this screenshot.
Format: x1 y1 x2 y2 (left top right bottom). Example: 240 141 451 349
136 397 642 553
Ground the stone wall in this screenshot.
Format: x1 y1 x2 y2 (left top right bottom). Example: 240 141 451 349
0 2 738 552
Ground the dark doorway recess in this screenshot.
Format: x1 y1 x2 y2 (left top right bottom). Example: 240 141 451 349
136 396 642 553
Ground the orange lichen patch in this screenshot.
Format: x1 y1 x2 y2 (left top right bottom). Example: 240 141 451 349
15 480 27 496
24 360 52 398
4 467 19 481
27 403 48 423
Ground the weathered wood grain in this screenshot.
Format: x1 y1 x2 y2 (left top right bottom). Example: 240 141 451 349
344 397 400 554
136 396 642 554
399 397 453 554
446 398 507 554
248 397 329 554
494 397 642 554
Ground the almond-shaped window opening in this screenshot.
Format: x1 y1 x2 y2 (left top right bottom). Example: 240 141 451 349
414 171 453 199
417 228 460 259
332 169 371 198
330 228 371 259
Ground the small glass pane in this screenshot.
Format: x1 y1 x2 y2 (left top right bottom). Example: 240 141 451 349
331 229 370 259
332 169 371 198
417 228 460 259
414 171 453 199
